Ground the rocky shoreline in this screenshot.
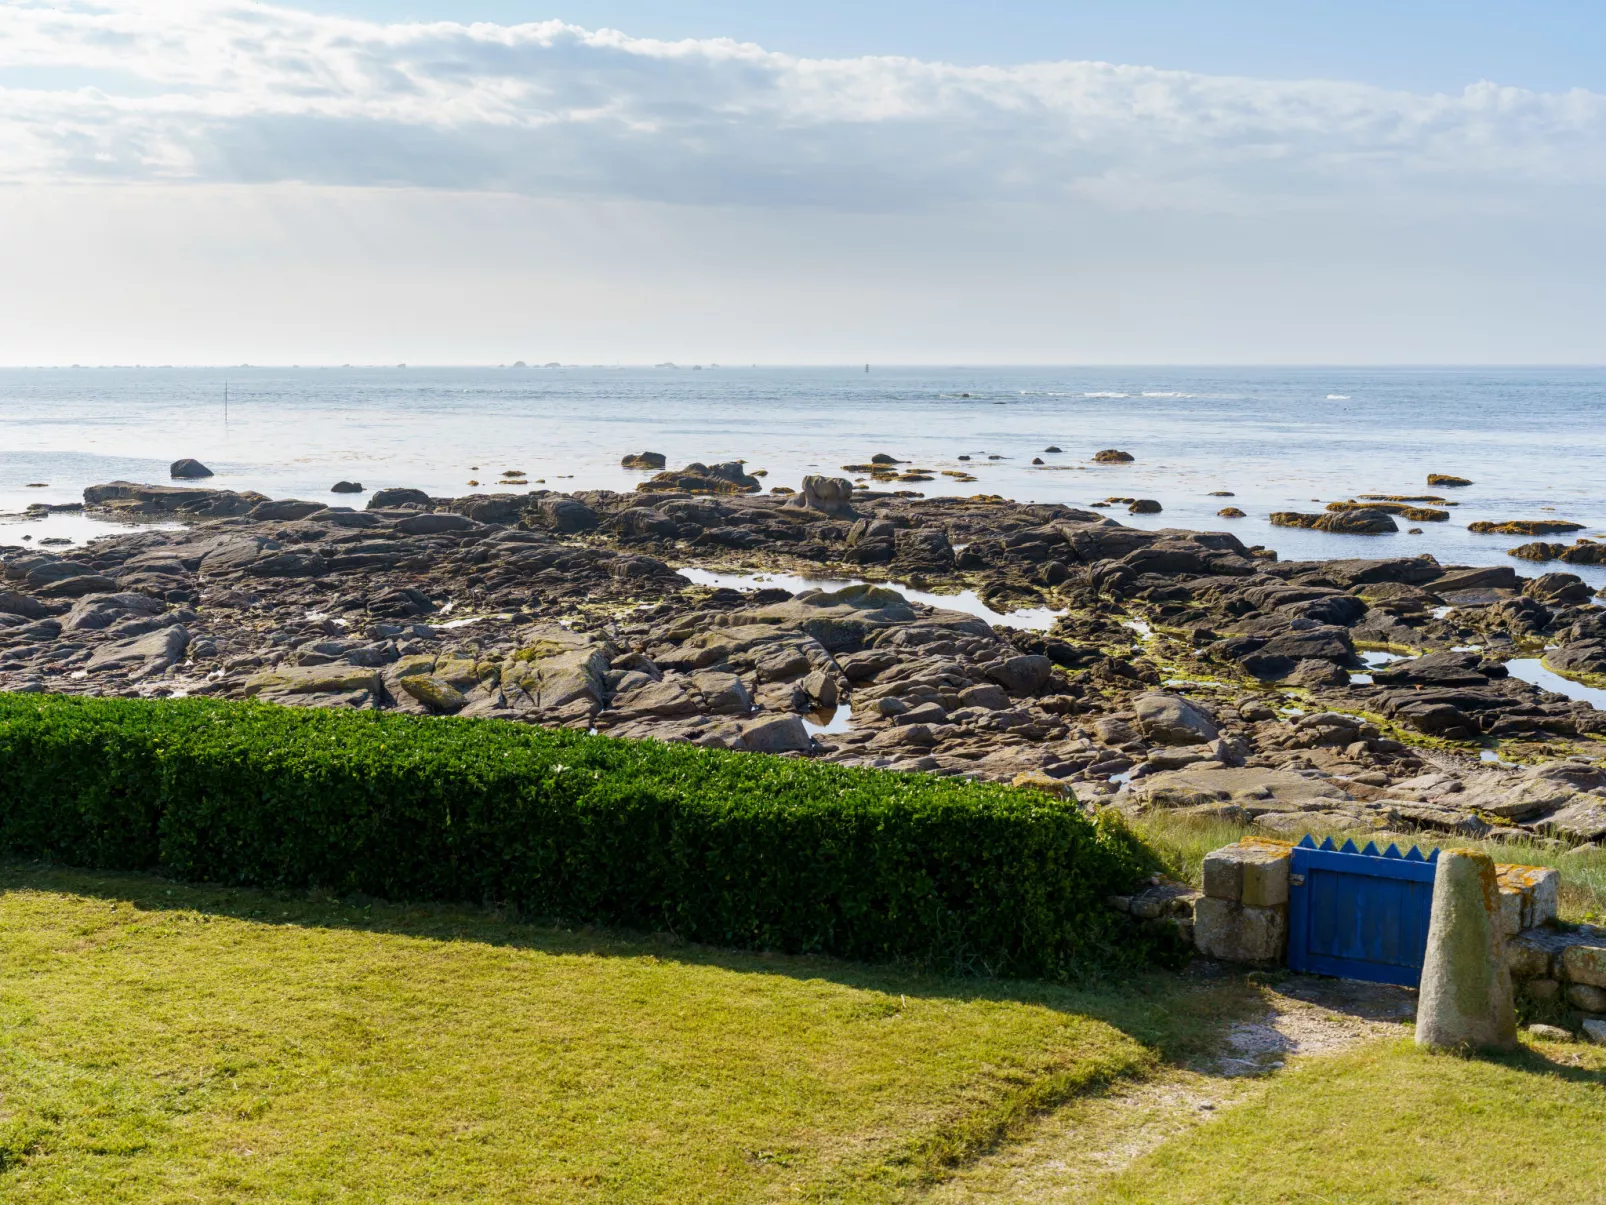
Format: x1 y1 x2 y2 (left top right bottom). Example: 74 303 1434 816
6 463 1606 847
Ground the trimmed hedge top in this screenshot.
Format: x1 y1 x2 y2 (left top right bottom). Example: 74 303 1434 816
0 694 1152 978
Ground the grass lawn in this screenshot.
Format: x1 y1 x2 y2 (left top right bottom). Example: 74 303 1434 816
0 863 1245 1204
1092 1037 1606 1204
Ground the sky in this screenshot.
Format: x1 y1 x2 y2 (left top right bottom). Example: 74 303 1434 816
0 0 1603 365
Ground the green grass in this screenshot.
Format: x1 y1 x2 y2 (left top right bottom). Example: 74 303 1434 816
0 862 1257 1204
1092 1037 1606 1204
1131 811 1606 923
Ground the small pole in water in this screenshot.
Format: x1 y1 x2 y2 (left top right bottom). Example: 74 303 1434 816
865 363 869 373
224 380 229 425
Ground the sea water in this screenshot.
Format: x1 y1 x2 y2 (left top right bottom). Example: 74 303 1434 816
3 364 1605 581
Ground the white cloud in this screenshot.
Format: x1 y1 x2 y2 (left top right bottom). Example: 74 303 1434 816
1 0 1603 211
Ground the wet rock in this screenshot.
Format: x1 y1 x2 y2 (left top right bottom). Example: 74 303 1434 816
639 461 761 495
1524 572 1591 605
1218 507 1246 518
1270 509 1398 535
368 587 434 618
1093 449 1134 463
85 481 268 518
1372 651 1491 688
621 452 668 470
1469 519 1585 536
1427 474 1472 487
331 481 364 493
170 459 213 479
1128 499 1162 514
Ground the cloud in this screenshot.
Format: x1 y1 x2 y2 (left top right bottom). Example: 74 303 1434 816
1 0 1604 210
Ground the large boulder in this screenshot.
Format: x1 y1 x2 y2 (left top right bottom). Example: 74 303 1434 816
1133 693 1219 746
169 459 213 479
84 481 265 518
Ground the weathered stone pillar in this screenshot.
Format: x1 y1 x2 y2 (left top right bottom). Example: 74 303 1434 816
1416 849 1518 1053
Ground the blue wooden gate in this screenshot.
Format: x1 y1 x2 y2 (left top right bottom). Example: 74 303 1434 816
1287 836 1438 987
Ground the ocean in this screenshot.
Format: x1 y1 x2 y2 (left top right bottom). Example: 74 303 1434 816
2 364 1603 583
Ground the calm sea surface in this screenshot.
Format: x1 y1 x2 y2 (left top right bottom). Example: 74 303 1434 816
2 365 1603 582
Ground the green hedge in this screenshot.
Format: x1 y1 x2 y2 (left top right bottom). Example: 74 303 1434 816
0 694 1153 978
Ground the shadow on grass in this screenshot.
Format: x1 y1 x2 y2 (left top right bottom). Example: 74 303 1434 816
0 857 1262 1070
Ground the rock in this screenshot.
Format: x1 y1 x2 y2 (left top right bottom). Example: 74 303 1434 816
501 625 612 714
1468 519 1585 536
800 668 839 709
245 664 384 698
1416 849 1517 1053
1433 566 1517 592
1133 693 1218 746
739 714 811 753
87 625 190 674
34 575 119 599
1011 770 1074 798
870 453 898 465
533 497 599 533
1128 766 1349 814
1428 474 1472 487
639 461 761 495
395 512 478 535
1043 446 1062 453
248 499 326 522
367 487 431 510
1093 450 1134 463
368 587 433 618
1201 839 1291 906
62 592 164 632
1270 509 1398 535
958 683 1009 710
1128 499 1162 514
621 452 668 470
1286 658 1349 687
1193 897 1287 962
692 670 753 715
170 459 213 479
1524 572 1591 604
400 674 467 712
1567 984 1606 1013
984 654 1054 696
0 590 49 620
1525 1023 1572 1042
84 481 267 518
1584 1018 1606 1046
1217 507 1246 518
786 476 857 517
1560 942 1606 989
331 481 364 493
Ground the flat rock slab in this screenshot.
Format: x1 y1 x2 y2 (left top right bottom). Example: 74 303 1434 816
1127 766 1350 812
